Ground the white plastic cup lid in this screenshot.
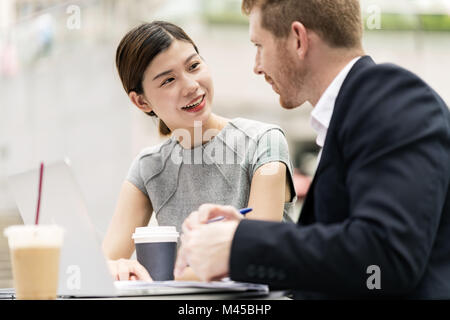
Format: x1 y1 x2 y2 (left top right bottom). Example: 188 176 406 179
3 224 65 249
132 226 179 243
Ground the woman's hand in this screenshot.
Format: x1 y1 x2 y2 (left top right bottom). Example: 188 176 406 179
107 259 152 281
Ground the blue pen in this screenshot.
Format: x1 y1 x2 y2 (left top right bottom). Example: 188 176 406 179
206 208 252 224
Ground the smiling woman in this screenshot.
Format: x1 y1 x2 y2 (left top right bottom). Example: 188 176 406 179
102 21 297 282
115 22 203 136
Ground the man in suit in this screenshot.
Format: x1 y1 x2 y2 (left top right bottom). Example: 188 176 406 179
174 0 450 298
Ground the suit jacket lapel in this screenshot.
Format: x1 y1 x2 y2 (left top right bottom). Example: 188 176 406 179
298 56 376 225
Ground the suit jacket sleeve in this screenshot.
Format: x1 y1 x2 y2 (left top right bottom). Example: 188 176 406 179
229 65 450 296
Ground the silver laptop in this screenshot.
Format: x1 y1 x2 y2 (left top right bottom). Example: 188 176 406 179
6 158 268 298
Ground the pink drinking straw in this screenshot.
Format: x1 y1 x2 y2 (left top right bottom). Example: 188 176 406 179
35 162 44 225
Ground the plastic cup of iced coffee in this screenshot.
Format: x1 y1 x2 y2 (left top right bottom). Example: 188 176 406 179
3 225 64 300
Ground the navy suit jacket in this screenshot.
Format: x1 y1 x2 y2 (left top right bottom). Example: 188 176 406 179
229 56 450 299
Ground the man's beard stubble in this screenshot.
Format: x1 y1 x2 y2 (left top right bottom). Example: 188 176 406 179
277 48 308 109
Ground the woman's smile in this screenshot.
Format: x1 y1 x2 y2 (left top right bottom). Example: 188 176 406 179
181 94 206 113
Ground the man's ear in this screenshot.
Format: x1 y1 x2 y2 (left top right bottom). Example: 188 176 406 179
291 21 309 60
129 91 153 113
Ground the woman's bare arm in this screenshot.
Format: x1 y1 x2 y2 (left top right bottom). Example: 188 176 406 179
246 162 291 221
102 181 153 260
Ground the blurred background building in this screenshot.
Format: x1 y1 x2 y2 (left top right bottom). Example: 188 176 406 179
1 0 450 287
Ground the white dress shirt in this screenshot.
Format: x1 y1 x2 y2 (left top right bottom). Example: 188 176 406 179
310 56 362 164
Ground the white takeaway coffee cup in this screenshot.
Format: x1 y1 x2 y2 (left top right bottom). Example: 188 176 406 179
132 226 179 281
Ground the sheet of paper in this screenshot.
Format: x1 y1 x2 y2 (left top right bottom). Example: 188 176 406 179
114 279 269 293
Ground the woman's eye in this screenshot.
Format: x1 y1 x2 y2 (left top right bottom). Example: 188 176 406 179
162 78 174 86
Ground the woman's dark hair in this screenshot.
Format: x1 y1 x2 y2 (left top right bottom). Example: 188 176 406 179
116 21 199 135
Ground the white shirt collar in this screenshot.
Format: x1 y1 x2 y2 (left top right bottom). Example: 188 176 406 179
310 56 362 148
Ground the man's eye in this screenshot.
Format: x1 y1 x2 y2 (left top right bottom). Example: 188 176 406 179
189 62 200 71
